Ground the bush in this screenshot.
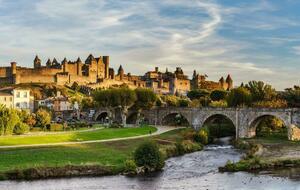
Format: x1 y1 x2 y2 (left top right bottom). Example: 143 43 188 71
181 140 203 153
194 128 209 145
134 141 165 171
178 99 190 107
50 124 63 131
35 109 51 129
210 90 228 101
227 87 252 107
209 100 228 108
13 123 30 135
30 127 42 132
124 159 137 175
175 142 185 156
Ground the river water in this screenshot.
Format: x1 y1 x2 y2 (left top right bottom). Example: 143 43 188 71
1 140 300 190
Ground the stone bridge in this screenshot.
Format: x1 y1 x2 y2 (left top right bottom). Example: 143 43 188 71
94 107 300 139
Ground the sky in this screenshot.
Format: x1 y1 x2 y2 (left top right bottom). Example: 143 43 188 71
0 0 300 90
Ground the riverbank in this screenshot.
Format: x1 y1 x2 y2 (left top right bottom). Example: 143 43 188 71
0 128 202 180
219 136 300 172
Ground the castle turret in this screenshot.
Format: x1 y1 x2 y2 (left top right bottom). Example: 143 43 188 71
103 56 110 79
85 54 96 64
219 77 225 85
52 58 59 65
46 59 52 67
34 55 41 69
62 58 68 72
118 65 124 80
76 57 82 76
193 70 197 79
10 62 17 84
225 74 233 90
11 62 17 75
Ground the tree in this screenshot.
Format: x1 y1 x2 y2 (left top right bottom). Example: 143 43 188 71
134 141 165 171
160 95 179 107
114 88 137 126
134 88 157 125
227 87 252 107
281 86 300 107
0 105 20 135
35 108 51 129
210 90 228 101
93 88 137 126
18 110 36 127
134 88 157 109
245 81 276 102
187 89 210 100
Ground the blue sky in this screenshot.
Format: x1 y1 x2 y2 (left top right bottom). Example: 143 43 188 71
0 0 300 89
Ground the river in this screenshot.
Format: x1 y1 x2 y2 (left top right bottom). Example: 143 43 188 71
1 139 300 190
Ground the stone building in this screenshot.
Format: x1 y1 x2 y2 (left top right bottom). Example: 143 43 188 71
191 70 233 91
143 67 190 95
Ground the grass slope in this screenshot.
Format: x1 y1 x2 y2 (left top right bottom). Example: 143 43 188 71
0 128 186 173
0 126 157 146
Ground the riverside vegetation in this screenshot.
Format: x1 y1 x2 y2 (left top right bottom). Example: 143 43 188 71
0 127 210 180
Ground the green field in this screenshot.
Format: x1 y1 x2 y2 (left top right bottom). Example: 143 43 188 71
0 128 187 173
0 126 157 146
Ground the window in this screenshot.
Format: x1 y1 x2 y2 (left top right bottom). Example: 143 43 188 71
16 92 20 98
4 97 6 101
23 92 27 98
9 97 12 102
16 103 20 107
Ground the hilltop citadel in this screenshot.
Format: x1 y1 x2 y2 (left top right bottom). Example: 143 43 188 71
0 54 233 95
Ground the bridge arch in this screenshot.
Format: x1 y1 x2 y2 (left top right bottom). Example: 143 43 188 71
126 112 150 125
247 114 290 138
160 112 191 126
94 108 112 123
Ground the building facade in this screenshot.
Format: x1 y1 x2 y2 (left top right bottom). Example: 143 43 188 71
0 87 34 111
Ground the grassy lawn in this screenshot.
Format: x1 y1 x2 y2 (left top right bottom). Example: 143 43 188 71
0 128 188 173
0 126 157 146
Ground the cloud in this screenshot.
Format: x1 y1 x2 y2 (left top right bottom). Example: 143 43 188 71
0 0 299 90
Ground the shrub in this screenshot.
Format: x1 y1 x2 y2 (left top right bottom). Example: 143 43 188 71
178 99 190 107
194 128 209 145
35 109 51 129
210 90 228 101
175 142 185 156
124 159 137 175
209 100 228 108
30 127 42 132
50 124 63 131
134 141 165 171
13 123 30 135
181 140 203 153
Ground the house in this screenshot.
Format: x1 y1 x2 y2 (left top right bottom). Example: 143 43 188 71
0 87 34 111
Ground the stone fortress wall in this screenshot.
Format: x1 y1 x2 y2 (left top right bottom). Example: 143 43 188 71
0 54 234 95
